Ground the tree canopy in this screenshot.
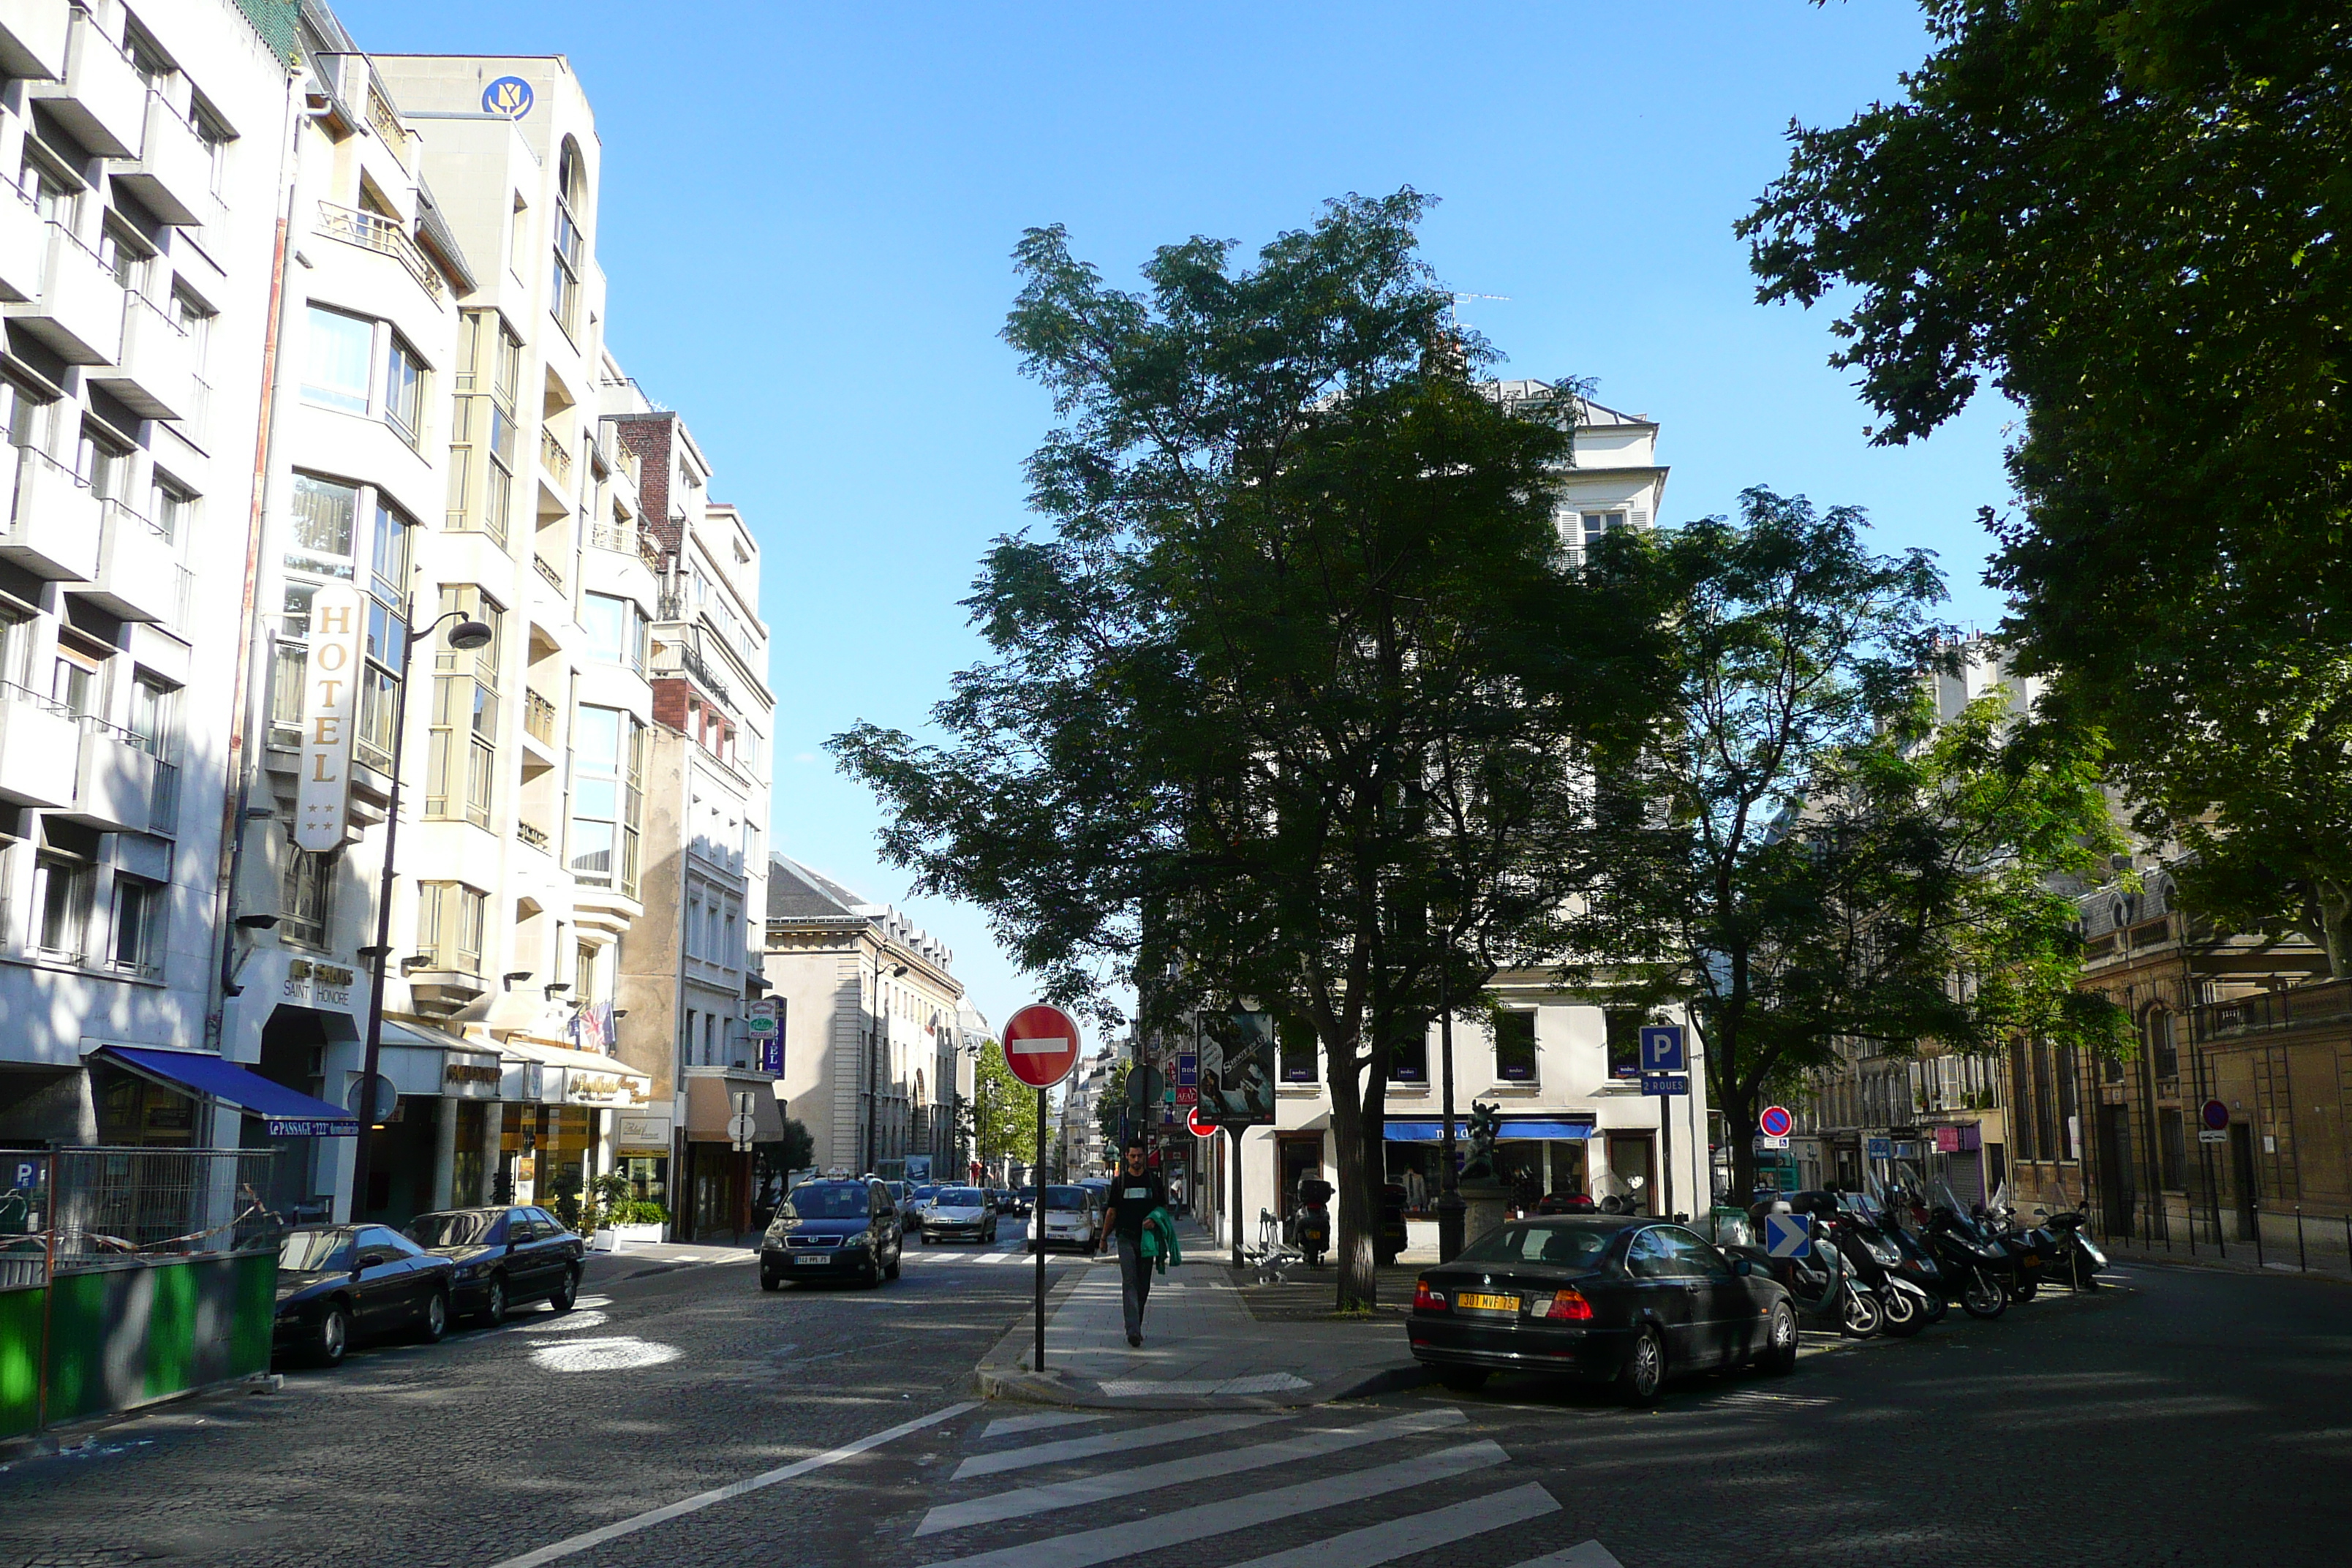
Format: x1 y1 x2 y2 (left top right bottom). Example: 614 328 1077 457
1741 0 2352 965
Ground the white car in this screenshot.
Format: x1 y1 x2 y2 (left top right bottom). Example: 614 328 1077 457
922 1187 999 1245
1029 1186 1098 1253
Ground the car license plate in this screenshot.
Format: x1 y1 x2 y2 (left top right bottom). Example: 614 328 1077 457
1455 1291 1517 1313
794 1254 832 1265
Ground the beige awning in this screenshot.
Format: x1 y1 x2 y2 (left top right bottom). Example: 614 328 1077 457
500 1036 653 1108
685 1074 786 1144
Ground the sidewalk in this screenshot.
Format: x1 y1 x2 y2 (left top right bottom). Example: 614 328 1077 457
977 1222 1428 1410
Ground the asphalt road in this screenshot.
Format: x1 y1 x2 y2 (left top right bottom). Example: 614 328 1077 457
6 1254 2348 1567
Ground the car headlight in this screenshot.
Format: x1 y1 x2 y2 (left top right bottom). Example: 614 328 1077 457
839 1230 870 1250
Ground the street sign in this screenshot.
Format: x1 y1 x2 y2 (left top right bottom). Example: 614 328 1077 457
1175 1052 1198 1088
2201 1098 2230 1133
1187 1105 1216 1138
746 998 780 1039
1638 1025 1686 1072
1753 1134 1791 1150
728 1113 757 1151
1758 1104 1794 1139
1003 1003 1082 1090
10 1156 42 1191
1763 1212 1812 1258
1640 1072 1688 1097
2198 1128 2227 1145
1866 1136 1893 1160
344 1072 397 1124
1174 1085 1197 1106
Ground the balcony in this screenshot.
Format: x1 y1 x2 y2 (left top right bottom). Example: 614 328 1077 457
93 293 194 418
649 625 731 707
523 687 557 747
587 518 665 574
314 202 445 306
72 498 175 622
0 181 41 303
114 91 214 227
533 551 565 595
0 0 68 80
0 679 78 807
29 7 143 158
517 818 552 853
7 221 124 363
540 426 572 489
0 447 101 581
62 717 166 834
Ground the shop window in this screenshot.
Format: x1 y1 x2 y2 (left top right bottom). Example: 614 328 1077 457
1494 1011 1536 1083
95 1066 197 1147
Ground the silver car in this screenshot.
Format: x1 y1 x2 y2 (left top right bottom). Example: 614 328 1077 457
1029 1185 1098 1254
921 1186 999 1245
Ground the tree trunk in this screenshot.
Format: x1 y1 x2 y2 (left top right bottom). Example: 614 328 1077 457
1324 1034 1379 1308
2313 876 2352 979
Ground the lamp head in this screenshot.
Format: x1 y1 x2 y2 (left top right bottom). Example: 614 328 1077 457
445 619 494 652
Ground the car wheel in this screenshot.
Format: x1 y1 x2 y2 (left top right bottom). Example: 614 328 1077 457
1761 1302 1799 1376
1435 1366 1489 1392
548 1266 579 1313
314 1302 350 1368
1618 1326 1665 1406
417 1289 450 1344
1961 1268 2007 1320
481 1273 508 1327
760 1270 783 1292
883 1247 902 1281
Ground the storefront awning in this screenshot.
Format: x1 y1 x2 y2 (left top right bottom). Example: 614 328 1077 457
499 1038 653 1108
1384 1116 1597 1142
99 1046 358 1137
684 1074 786 1144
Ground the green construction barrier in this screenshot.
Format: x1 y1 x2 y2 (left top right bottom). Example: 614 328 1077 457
0 1287 41 1439
0 1252 277 1436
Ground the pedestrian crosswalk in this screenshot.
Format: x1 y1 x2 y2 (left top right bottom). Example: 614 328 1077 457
902 1246 1108 1267
905 1402 1624 1568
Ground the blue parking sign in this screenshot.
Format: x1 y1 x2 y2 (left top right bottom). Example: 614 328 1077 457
10 1156 42 1191
1638 1024 1685 1072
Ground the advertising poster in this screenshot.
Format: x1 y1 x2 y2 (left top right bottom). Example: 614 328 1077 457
1194 1011 1276 1128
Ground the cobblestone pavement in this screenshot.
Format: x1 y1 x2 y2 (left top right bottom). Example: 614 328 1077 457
7 1254 2348 1566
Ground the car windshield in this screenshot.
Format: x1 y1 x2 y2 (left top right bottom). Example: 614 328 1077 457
1044 1186 1088 1212
913 1186 941 1202
1455 1224 1615 1270
783 1186 869 1220
279 1229 353 1271
406 1212 493 1247
939 1188 983 1207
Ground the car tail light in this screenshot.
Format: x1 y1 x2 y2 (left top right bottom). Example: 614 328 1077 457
1412 1278 1448 1312
1538 1289 1594 1322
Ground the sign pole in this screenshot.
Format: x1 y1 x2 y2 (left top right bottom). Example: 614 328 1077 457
1231 1124 1244 1270
1034 1084 1047 1371
1659 1090 1675 1219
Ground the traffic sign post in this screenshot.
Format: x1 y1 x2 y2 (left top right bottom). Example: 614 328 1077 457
2198 1098 2229 1145
1866 1136 1893 1161
1758 1104 1794 1139
1763 1211 1812 1259
1003 1003 1082 1371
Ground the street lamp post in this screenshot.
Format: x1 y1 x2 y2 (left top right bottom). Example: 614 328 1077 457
346 607 493 1225
864 950 908 1175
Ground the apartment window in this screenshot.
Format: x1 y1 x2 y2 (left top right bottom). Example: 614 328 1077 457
0 374 53 453
551 142 585 339
1603 1009 1646 1080
384 331 426 447
1389 1025 1426 1084
576 942 598 1006
723 907 737 968
2010 1041 2036 1161
110 875 159 975
289 472 358 577
508 195 529 280
426 587 501 826
1494 1011 1537 1082
32 850 92 961
581 592 647 673
2158 1108 2187 1191
149 476 192 544
0 598 30 690
80 423 132 502
303 307 374 415
22 148 78 229
50 638 104 720
127 673 177 761
2146 1007 2179 1079
1578 511 1626 557
193 105 230 197
99 220 151 296
445 312 520 546
682 1009 698 1066
685 892 702 960
280 843 333 948
417 881 487 974
568 704 643 894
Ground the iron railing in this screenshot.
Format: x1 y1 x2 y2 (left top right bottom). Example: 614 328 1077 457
2192 978 2352 1044
38 1147 282 1275
315 201 445 305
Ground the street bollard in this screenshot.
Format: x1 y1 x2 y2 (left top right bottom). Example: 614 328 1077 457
2297 1205 2307 1272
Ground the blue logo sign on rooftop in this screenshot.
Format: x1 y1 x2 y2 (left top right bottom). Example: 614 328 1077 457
483 75 534 119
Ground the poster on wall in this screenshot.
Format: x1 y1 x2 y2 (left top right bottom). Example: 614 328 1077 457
1194 1011 1276 1129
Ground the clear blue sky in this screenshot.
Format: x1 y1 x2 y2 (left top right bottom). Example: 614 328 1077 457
338 0 2003 1041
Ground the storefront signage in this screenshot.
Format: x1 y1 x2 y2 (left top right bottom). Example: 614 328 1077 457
616 1112 671 1150
294 582 364 852
445 1062 501 1086
282 958 355 1009
746 997 780 1039
560 1071 648 1108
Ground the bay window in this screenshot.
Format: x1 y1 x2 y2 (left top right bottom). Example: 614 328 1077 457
569 703 644 895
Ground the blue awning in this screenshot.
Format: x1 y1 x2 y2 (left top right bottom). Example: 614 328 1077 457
1384 1117 1597 1142
101 1047 359 1137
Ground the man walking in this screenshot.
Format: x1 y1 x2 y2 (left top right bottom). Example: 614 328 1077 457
1096 1139 1167 1348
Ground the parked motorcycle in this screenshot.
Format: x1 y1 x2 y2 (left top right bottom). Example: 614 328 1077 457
1733 1199 1882 1338
1290 1178 1333 1267
1800 1191 1934 1338
1912 1189 2013 1319
1976 1199 2106 1297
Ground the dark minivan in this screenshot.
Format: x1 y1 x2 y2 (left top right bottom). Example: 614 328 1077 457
405 1205 584 1325
760 1179 902 1289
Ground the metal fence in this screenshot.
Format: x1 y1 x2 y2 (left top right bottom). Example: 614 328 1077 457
31 1147 282 1277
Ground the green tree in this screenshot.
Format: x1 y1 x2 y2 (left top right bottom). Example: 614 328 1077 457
971 1039 1041 1169
1568 491 2127 1196
833 192 1664 1306
1740 0 2352 966
777 1117 815 1175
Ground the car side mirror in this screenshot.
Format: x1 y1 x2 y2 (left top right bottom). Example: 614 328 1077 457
1729 1256 1753 1277
353 1253 384 1273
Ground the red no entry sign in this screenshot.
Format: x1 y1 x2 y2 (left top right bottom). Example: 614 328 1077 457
1003 1003 1082 1089
1187 1104 1216 1138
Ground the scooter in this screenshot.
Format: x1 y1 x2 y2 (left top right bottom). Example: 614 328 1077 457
1918 1198 2013 1319
1732 1199 1882 1338
1977 1199 2106 1297
1290 1178 1333 1268
1803 1192 1933 1338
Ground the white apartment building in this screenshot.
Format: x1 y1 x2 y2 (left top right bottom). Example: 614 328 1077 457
0 0 296 1154
762 854 969 1180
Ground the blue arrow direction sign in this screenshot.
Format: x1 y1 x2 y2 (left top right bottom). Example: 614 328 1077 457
1764 1211 1812 1259
1866 1136 1893 1160
1638 1024 1686 1072
1640 1072 1689 1097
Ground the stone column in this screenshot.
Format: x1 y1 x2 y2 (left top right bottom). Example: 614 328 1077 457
481 1101 505 1204
431 1094 459 1211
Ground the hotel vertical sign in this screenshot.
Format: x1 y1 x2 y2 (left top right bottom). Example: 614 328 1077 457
295 582 364 851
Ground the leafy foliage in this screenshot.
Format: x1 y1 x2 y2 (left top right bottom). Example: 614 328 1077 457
1741 0 2352 966
971 1039 1043 1168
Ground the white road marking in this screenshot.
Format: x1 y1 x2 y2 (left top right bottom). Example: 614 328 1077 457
979 1411 1108 1441
1507 1543 1627 1568
954 1410 1289 1480
1227 1481 1560 1568
487 1400 978 1568
914 1407 1467 1537
916 1439 1508 1568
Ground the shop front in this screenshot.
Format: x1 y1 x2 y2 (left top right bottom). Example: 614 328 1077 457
496 1039 650 1229
613 1107 673 1215
679 1069 784 1243
1383 1115 1600 1215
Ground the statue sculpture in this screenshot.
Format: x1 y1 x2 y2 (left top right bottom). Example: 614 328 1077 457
1458 1100 1501 1182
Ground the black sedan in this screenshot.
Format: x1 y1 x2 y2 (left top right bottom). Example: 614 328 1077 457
273 1224 456 1368
1408 1216 1798 1404
404 1205 584 1325
759 1178 902 1289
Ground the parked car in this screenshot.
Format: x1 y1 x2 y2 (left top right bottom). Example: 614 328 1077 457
404 1205 584 1325
1028 1185 1099 1253
1407 1216 1798 1405
904 1184 943 1235
273 1224 456 1368
760 1178 903 1289
922 1186 999 1245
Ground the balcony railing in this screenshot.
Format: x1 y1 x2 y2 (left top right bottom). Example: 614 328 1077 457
540 426 572 488
366 83 408 168
315 201 444 305
533 553 565 595
2193 978 2352 1044
523 687 557 746
517 818 551 851
652 627 731 706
